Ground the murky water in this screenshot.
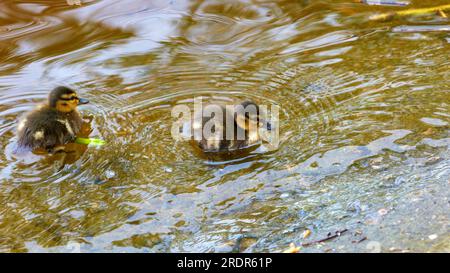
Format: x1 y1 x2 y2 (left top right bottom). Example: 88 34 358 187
0 0 449 252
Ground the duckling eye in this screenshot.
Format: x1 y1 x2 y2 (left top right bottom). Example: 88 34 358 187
61 98 76 101
59 94 79 101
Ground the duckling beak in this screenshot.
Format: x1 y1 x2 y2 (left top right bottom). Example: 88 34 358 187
78 98 90 105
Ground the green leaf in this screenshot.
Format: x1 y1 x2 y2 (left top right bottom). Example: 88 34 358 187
75 137 106 146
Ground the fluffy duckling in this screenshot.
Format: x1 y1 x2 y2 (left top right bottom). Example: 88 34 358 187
16 86 89 153
194 100 271 153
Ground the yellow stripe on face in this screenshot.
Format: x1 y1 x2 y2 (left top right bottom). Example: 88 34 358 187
61 93 78 100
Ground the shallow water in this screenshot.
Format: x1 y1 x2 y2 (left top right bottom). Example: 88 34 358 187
0 0 449 252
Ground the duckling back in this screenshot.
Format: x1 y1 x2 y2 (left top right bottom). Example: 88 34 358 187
193 104 261 154
17 106 83 152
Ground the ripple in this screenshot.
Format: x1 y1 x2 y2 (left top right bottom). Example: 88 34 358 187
392 25 450 33
280 30 358 55
0 19 58 41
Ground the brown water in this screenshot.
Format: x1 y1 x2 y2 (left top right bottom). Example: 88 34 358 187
0 0 449 252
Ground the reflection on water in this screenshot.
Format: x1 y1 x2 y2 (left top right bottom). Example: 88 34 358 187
0 0 449 252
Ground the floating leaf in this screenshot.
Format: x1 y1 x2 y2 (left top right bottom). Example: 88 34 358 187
370 4 450 21
283 243 301 253
75 137 106 146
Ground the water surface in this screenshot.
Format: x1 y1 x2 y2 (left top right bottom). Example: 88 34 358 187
0 0 449 252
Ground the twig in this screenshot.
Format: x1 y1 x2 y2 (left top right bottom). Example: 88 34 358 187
301 229 348 247
352 237 368 244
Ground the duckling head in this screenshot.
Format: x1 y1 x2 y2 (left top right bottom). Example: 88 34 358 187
235 100 271 132
49 86 89 113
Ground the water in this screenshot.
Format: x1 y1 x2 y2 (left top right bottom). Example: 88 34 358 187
0 0 449 252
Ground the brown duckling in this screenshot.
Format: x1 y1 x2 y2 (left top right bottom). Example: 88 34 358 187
16 86 89 153
193 100 271 153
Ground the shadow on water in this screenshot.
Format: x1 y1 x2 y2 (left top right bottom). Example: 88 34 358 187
0 0 448 252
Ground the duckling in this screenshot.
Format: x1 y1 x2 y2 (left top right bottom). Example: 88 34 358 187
193 100 271 153
16 86 89 153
